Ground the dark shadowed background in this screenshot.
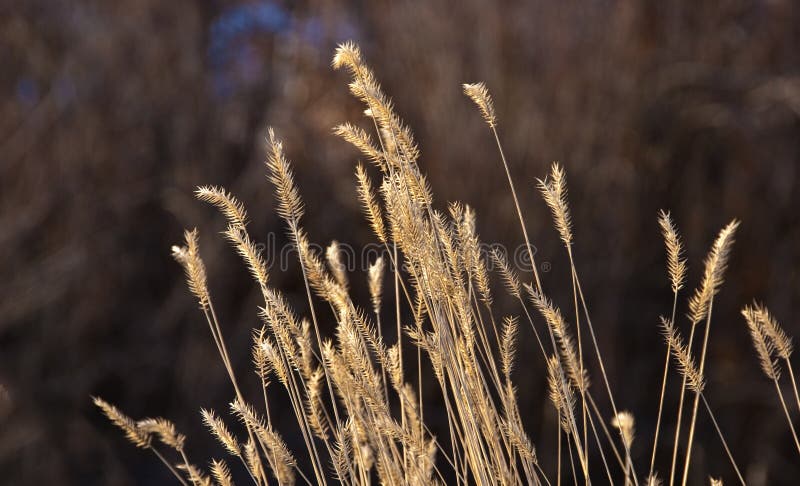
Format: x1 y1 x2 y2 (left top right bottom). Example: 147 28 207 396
2 0 800 484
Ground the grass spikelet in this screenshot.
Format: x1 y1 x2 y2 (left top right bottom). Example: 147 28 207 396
537 163 573 246
266 128 304 223
331 41 362 71
501 316 519 379
224 226 269 289
210 459 235 486
355 164 388 243
252 329 272 387
230 399 297 479
491 247 520 299
331 423 353 483
528 286 589 392
196 185 248 230
462 82 497 128
367 256 385 314
546 355 575 433
657 210 687 293
242 438 265 485
709 478 723 486
613 411 636 486
138 417 186 451
326 240 349 290
611 411 635 449
752 303 793 360
688 220 739 324
200 409 240 457
171 229 210 310
334 123 385 171
660 318 704 393
306 367 330 440
742 306 780 380
93 397 151 448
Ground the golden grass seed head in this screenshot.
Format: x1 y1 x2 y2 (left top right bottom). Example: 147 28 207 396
657 210 687 293
200 408 240 457
195 185 248 230
610 411 635 448
326 240 349 290
210 459 234 486
742 305 781 380
537 163 573 246
688 220 739 324
171 229 210 310
660 317 705 393
462 82 497 128
753 303 793 360
137 417 186 451
93 397 152 448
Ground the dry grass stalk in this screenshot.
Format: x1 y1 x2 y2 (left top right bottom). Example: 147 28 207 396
680 221 738 486
742 305 800 457
651 211 687 479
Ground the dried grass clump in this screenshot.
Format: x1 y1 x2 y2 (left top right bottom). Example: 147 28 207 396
96 42 797 486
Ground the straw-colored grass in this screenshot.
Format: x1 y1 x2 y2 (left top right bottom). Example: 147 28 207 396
95 43 798 486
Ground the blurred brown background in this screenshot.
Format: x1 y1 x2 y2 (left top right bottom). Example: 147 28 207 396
2 0 800 484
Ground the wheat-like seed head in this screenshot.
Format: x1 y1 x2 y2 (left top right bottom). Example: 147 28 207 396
242 438 265 485
195 185 249 230
200 408 240 457
258 304 302 377
502 414 538 463
455 204 492 306
462 82 497 128
209 459 234 486
259 337 290 387
225 225 269 288
331 422 353 482
334 124 386 172
752 303 793 360
660 317 705 393
491 247 520 299
709 478 723 486
527 285 589 391
251 328 272 387
611 411 635 448
231 399 296 484
332 41 363 71
177 463 212 486
294 226 349 310
546 355 575 433
501 316 519 379
742 305 781 380
355 164 388 243
537 163 573 246
171 228 210 310
266 128 304 223
657 210 687 293
137 417 186 451
306 367 330 440
688 220 739 324
93 397 151 448
367 256 385 315
326 240 349 290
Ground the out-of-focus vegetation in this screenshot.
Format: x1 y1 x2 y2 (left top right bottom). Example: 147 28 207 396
1 1 799 484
